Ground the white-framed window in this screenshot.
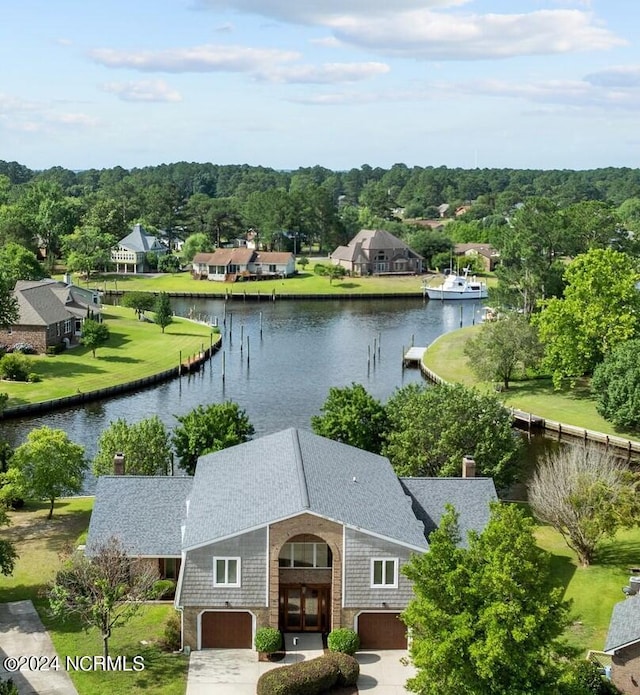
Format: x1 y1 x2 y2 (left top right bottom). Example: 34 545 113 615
279 542 332 568
64 319 72 334
213 557 241 587
371 558 398 588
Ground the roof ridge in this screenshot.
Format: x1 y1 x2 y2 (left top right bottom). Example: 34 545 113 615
292 429 310 509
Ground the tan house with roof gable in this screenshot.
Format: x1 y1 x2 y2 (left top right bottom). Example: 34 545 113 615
330 229 423 276
192 249 295 282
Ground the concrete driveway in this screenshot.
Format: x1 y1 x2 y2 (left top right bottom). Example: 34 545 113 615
186 644 415 694
0 600 78 695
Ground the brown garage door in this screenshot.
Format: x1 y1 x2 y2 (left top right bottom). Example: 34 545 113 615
201 611 252 648
358 612 407 649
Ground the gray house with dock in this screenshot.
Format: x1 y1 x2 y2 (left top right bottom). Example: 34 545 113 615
87 428 496 651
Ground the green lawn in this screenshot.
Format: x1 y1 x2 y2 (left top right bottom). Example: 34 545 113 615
0 499 188 695
1 306 218 408
423 325 639 439
535 523 640 653
78 269 426 296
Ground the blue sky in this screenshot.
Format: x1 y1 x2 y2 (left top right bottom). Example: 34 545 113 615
1 0 637 171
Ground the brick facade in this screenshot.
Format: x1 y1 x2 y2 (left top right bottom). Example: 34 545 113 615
268 514 343 632
0 322 75 354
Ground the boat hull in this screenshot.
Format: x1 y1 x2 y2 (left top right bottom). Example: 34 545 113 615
425 287 488 300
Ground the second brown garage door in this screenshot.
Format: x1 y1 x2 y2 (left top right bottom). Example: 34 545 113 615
201 611 252 648
358 612 407 649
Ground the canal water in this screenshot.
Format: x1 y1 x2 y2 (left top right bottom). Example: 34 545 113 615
0 297 486 464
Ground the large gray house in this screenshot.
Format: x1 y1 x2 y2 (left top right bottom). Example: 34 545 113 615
111 223 167 273
87 429 496 651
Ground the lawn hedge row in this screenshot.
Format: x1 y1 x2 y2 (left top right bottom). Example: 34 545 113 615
256 652 359 695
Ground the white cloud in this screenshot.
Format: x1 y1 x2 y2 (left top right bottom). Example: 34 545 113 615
584 65 640 88
257 61 390 84
193 0 470 24
328 9 624 60
431 74 640 111
215 22 235 32
0 92 99 132
89 44 299 73
101 80 183 102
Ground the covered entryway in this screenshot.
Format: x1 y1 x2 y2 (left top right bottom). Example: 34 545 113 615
357 612 407 649
201 611 252 649
279 586 331 632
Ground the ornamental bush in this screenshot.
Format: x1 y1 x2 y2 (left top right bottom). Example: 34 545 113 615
254 626 282 653
11 342 36 354
256 654 339 695
0 354 30 381
327 627 360 655
152 579 176 600
324 651 360 686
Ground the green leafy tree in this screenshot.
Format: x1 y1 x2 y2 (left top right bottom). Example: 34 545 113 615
49 536 158 659
528 445 640 566
158 254 181 273
154 293 173 333
383 383 520 490
81 319 110 357
492 198 567 316
311 383 388 454
0 274 18 330
181 232 213 264
92 417 172 476
327 264 347 284
535 248 640 388
120 291 155 318
464 313 542 390
173 402 255 475
407 229 453 269
402 503 570 695
0 243 45 284
0 504 17 576
5 427 87 519
62 226 115 279
592 339 640 430
298 256 309 272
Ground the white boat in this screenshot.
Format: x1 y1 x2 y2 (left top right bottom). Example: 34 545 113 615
422 269 488 300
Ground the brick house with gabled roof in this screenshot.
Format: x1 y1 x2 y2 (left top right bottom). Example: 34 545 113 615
87 428 497 651
192 249 295 282
0 279 101 353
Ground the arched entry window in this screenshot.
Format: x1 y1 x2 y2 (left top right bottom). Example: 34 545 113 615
279 534 332 569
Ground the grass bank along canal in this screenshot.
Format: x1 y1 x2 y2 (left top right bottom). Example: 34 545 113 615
0 296 553 490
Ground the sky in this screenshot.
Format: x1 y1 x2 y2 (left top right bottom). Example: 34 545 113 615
0 0 638 172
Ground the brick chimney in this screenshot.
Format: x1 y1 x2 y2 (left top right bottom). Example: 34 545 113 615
113 453 125 476
462 455 476 478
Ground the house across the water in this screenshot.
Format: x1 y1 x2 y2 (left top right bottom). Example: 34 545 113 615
86 428 497 651
192 249 295 282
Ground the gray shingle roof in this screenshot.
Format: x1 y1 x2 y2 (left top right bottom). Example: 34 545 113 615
183 428 429 551
605 595 640 653
400 477 497 547
117 224 162 253
86 476 192 556
13 280 74 326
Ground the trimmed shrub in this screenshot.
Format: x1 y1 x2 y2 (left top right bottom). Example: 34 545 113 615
161 611 182 651
257 655 338 695
327 628 360 656
46 343 66 355
152 579 176 600
325 651 360 686
0 354 30 381
27 372 42 383
254 626 282 653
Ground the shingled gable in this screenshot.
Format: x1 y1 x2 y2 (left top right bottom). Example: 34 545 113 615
86 476 192 557
605 595 640 654
400 477 498 547
117 223 163 253
182 428 429 552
